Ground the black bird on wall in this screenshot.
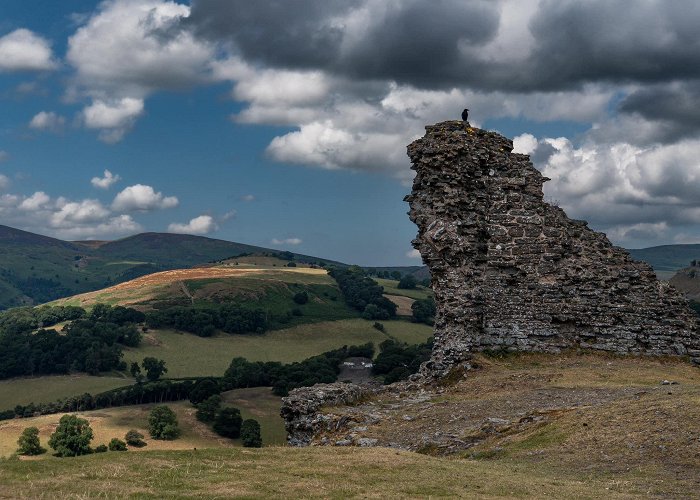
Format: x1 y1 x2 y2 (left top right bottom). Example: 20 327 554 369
461 108 469 122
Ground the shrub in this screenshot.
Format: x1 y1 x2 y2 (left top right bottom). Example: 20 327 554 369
196 395 222 423
373 322 385 332
397 275 417 289
16 427 46 456
94 444 108 453
240 419 262 448
48 414 93 457
213 407 242 439
293 291 308 305
108 438 127 451
124 429 147 448
148 406 180 440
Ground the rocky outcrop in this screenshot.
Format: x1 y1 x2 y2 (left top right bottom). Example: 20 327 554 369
406 121 700 376
280 383 372 446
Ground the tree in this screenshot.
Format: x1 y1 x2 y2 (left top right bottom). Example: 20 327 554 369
213 407 242 439
125 429 147 447
293 291 308 305
240 419 262 448
16 427 46 456
108 437 127 451
142 357 167 382
129 362 143 382
94 444 108 453
48 414 94 457
148 405 180 440
195 395 222 423
189 378 220 405
397 275 417 290
411 297 436 325
390 271 402 280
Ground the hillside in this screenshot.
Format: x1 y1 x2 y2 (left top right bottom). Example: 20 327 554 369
627 244 700 274
0 353 697 498
0 225 340 310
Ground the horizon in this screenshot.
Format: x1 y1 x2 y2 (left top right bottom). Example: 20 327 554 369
2 1 700 266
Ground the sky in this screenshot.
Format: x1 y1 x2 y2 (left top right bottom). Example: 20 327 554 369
1 0 700 266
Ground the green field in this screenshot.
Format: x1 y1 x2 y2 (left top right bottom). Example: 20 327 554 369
0 375 132 409
375 278 433 300
124 319 433 378
0 446 645 498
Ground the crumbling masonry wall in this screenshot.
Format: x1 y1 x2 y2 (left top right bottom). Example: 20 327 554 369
406 121 700 376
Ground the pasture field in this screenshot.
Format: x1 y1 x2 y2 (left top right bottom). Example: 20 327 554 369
375 278 433 300
124 319 433 378
0 387 285 458
0 374 131 409
0 446 649 498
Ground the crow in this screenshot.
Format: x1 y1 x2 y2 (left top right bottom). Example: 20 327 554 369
461 108 469 122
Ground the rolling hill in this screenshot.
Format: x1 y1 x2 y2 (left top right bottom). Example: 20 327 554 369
0 225 340 310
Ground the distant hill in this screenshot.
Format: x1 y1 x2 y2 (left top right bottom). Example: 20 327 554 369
0 225 341 310
627 244 700 273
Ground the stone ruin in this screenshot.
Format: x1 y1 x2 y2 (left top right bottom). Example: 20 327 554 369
406 120 700 376
280 120 700 448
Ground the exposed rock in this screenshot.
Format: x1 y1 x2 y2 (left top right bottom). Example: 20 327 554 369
405 121 700 376
280 383 372 446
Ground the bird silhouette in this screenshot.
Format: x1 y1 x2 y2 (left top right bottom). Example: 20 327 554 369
461 108 469 122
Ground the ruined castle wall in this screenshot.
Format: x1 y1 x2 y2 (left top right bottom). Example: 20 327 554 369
406 121 700 375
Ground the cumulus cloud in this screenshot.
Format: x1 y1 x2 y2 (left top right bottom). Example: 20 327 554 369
168 214 218 234
112 184 178 212
406 249 422 259
67 0 216 142
82 98 145 143
91 169 121 189
29 111 66 132
271 237 302 246
0 29 57 72
0 189 142 239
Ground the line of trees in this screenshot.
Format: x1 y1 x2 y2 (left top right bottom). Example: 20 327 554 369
328 267 397 320
145 304 268 337
0 304 144 379
372 338 434 384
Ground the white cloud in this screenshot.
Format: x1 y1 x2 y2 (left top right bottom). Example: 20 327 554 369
220 210 236 221
271 237 302 246
29 111 66 132
406 249 422 259
91 169 121 189
50 198 111 227
82 98 145 143
168 214 218 235
0 174 8 190
0 188 142 240
112 184 178 212
67 0 216 142
0 29 57 72
18 191 51 211
0 151 8 163
513 133 538 155
240 194 255 202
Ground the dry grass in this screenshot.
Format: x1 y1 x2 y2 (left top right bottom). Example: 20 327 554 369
384 294 415 316
0 446 648 499
52 266 328 308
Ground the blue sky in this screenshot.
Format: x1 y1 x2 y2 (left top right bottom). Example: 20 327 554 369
2 1 700 265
